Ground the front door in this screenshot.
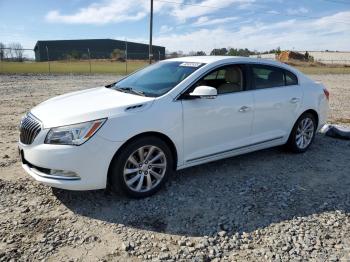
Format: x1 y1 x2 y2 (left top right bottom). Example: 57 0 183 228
180 64 255 163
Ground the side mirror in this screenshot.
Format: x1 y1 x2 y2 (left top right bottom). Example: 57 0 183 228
190 86 217 99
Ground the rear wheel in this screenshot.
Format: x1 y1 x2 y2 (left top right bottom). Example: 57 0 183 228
109 137 173 198
286 113 316 153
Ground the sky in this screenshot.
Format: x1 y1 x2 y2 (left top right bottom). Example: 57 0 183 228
0 0 349 53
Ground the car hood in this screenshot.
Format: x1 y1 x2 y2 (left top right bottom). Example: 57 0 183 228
31 86 155 128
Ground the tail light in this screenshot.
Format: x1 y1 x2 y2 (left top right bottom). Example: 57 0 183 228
323 88 330 100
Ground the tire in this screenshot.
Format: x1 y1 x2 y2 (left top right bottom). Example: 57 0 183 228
286 112 317 153
109 136 173 198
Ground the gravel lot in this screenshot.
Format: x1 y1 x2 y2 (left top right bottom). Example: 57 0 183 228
0 74 350 261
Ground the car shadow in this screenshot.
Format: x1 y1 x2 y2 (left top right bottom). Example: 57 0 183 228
53 134 350 237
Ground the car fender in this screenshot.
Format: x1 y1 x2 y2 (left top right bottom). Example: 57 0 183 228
97 96 184 166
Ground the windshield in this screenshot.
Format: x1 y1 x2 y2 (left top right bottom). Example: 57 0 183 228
112 61 204 97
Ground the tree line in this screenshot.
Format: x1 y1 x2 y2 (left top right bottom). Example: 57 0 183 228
167 47 281 58
0 42 25 61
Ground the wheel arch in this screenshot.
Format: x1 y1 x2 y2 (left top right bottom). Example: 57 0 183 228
300 109 319 128
285 108 319 152
288 108 319 140
107 131 178 185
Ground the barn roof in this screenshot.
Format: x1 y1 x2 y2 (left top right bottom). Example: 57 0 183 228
34 39 164 50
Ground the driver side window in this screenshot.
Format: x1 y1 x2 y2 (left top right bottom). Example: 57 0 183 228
194 65 244 95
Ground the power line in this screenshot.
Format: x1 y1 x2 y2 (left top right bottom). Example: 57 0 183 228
153 0 350 24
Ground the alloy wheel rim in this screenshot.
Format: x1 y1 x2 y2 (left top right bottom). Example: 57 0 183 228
123 145 167 192
295 117 314 149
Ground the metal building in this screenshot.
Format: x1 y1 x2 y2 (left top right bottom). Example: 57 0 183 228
34 39 165 61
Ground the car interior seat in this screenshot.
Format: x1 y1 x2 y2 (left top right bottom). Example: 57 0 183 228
217 67 242 94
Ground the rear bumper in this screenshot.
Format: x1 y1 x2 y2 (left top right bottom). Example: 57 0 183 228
317 98 329 131
18 131 122 190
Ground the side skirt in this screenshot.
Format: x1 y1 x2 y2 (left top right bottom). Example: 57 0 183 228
177 136 284 170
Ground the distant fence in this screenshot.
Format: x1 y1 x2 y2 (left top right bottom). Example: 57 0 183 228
0 47 163 74
0 47 164 61
1 47 350 74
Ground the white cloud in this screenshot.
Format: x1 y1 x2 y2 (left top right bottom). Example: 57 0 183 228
159 25 174 34
45 0 254 25
267 10 279 15
287 7 309 15
152 11 350 52
44 1 350 53
170 0 255 22
193 16 239 27
46 0 148 25
45 0 177 25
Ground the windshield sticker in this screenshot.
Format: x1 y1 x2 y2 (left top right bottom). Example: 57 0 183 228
179 62 202 67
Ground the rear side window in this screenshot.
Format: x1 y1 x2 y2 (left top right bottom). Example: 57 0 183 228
251 64 298 89
285 70 298 85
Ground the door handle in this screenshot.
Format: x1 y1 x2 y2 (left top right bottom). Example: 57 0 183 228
239 106 250 112
290 97 300 103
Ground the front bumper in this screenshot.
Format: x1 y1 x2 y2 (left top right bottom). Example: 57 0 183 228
18 130 122 190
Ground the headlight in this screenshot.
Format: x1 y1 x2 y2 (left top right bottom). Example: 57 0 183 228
45 119 106 145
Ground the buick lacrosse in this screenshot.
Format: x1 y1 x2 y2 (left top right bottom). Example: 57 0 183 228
18 56 329 198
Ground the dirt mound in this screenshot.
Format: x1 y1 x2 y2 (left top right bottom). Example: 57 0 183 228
278 51 306 62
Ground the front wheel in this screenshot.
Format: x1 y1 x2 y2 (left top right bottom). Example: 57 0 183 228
109 137 173 198
286 113 317 153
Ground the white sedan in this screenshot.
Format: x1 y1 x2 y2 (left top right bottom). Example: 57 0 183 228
18 56 329 198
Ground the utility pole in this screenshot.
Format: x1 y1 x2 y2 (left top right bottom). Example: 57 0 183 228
125 39 128 74
149 0 153 64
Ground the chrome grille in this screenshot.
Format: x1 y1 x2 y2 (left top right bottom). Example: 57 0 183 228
20 114 41 145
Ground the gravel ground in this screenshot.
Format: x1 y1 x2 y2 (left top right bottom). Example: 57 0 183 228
0 73 349 261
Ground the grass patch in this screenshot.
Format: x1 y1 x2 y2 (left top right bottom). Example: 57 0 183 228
1 60 350 75
0 60 148 75
286 60 350 74
295 66 350 75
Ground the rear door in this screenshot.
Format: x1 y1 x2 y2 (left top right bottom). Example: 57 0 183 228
249 64 302 143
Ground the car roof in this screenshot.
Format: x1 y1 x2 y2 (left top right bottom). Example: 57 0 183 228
166 55 277 63
166 56 234 63
165 56 299 74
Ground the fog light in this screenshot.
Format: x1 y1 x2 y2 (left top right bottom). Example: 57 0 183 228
49 169 79 178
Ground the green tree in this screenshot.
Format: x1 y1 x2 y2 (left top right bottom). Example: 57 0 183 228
304 51 309 61
167 51 179 58
275 47 281 55
196 51 206 56
188 51 206 56
210 48 227 56
8 42 24 61
0 42 5 60
227 48 256 57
